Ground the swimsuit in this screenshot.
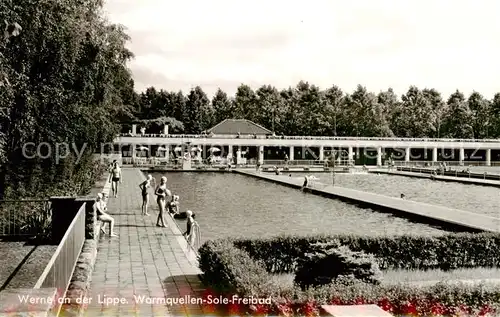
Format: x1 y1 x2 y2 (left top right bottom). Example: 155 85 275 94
111 168 120 182
157 186 166 202
142 181 150 197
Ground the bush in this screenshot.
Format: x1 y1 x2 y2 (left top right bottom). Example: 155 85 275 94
198 238 500 316
198 239 271 296
0 200 52 239
233 233 500 272
295 243 382 290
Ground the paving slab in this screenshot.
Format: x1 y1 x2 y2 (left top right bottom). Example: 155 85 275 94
85 169 206 317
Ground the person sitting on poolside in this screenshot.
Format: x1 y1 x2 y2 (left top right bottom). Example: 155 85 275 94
275 167 281 175
101 192 108 211
94 193 118 237
169 195 180 214
302 175 309 188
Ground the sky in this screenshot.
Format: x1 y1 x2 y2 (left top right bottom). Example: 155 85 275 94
104 0 500 99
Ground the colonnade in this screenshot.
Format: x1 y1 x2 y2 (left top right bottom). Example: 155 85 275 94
128 144 493 166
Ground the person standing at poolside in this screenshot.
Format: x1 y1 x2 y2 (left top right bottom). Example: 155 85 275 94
109 160 122 197
155 176 171 227
139 174 155 216
183 210 197 246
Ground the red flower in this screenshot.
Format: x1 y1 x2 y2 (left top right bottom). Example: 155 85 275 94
227 302 240 315
479 304 495 316
329 297 342 305
377 298 394 313
277 302 293 317
200 289 217 314
300 301 319 317
430 302 446 316
458 304 471 315
253 304 269 315
400 301 417 316
354 297 366 305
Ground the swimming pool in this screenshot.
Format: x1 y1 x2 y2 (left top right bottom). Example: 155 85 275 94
151 172 450 245
287 172 500 217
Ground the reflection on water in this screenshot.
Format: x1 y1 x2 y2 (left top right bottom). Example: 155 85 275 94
151 172 448 245
291 172 500 217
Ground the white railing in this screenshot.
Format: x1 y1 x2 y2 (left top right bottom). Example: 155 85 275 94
393 161 500 167
34 202 86 316
118 133 500 143
395 166 500 179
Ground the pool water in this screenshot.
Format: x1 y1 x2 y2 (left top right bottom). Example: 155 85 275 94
152 172 450 245
289 172 500 217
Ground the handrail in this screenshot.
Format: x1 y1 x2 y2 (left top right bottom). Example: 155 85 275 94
34 201 85 317
34 203 85 289
118 133 500 143
0 199 49 202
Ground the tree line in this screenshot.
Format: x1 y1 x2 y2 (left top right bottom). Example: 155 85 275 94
0 0 134 198
127 84 500 139
1 0 499 199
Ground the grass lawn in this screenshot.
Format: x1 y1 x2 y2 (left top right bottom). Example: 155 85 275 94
0 241 57 289
270 267 500 289
383 267 500 284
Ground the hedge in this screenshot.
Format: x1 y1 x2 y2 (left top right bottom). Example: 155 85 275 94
233 233 500 272
198 239 500 316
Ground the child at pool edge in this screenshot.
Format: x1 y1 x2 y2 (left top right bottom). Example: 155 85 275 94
169 195 180 214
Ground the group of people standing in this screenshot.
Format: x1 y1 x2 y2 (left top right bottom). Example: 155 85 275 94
139 174 171 227
138 173 197 245
94 160 198 246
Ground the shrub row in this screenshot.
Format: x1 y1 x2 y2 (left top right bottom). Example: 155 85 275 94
198 239 500 316
233 233 500 272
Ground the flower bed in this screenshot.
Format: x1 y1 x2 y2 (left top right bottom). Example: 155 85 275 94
198 235 500 316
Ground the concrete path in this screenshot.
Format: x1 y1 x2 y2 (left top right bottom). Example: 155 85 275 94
377 169 500 188
235 170 500 233
86 169 206 317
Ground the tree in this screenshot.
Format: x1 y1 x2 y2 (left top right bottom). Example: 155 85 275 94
233 84 256 120
324 85 344 136
254 85 284 134
184 86 209 134
422 88 446 138
345 85 390 137
280 87 300 135
490 93 500 137
295 81 329 136
0 0 133 198
211 88 234 124
395 86 434 137
467 92 491 138
442 90 474 138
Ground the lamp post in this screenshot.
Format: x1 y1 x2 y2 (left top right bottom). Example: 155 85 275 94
331 149 348 186
272 105 275 134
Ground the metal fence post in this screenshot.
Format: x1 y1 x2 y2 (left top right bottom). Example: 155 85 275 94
75 197 97 240
49 196 78 243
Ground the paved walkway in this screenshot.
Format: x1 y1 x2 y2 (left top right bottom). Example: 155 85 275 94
235 170 500 233
377 170 500 187
86 169 206 317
